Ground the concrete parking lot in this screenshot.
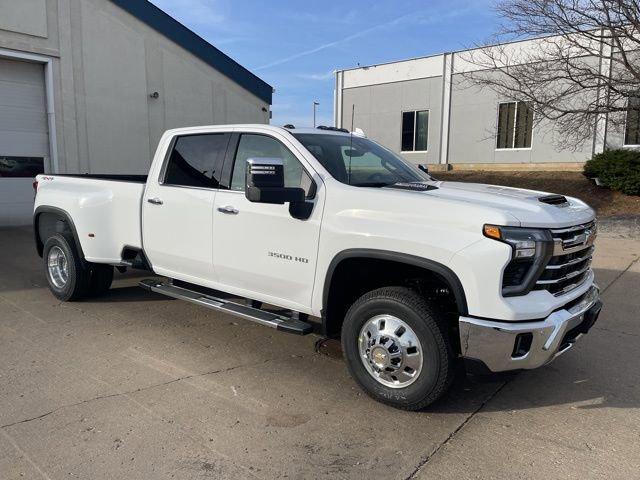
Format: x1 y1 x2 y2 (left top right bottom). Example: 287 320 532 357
1 226 638 479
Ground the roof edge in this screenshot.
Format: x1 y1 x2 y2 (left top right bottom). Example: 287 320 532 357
335 32 566 74
109 0 273 104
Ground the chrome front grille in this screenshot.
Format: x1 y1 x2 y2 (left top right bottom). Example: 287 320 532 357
550 221 597 255
535 222 596 296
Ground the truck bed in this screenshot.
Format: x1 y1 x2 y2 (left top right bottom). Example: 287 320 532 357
34 173 147 263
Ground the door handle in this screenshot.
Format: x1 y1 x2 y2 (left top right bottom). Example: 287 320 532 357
217 205 239 215
147 197 163 205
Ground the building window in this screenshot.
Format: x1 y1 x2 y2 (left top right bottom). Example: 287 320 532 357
496 101 533 149
0 157 44 178
401 110 429 151
625 96 640 146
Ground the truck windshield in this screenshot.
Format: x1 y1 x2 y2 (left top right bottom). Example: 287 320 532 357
292 133 431 187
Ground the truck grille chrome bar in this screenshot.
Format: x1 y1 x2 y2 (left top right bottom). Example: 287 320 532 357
536 263 592 285
544 246 594 270
535 222 596 296
550 222 596 234
551 221 596 255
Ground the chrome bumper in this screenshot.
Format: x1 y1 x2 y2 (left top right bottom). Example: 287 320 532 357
459 286 602 373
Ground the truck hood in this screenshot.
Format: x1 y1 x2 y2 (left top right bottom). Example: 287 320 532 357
427 181 595 227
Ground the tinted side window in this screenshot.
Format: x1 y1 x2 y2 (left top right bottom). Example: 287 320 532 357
230 134 313 196
164 134 229 188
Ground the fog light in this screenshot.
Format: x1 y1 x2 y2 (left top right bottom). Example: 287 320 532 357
512 333 533 358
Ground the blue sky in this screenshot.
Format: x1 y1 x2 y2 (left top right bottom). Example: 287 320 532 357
149 0 501 127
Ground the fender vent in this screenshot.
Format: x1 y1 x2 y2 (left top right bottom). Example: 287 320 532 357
385 182 438 192
539 194 568 206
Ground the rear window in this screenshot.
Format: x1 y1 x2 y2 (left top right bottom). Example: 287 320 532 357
164 134 229 188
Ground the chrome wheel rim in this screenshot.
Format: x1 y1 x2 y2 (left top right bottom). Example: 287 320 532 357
47 246 69 289
358 314 423 388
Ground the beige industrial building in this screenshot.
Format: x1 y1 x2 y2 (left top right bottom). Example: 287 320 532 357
0 0 272 225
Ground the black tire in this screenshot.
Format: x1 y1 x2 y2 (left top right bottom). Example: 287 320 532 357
89 264 114 296
341 286 455 410
43 234 91 301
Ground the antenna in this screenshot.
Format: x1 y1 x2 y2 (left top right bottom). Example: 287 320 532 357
348 104 355 185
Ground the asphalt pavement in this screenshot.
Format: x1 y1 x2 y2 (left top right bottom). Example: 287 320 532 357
0 226 638 479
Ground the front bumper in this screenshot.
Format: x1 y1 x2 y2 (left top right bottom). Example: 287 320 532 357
459 285 602 373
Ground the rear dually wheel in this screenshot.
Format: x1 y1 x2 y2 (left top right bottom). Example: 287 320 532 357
43 234 91 301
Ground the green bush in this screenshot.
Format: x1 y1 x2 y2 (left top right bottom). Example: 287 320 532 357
584 149 640 196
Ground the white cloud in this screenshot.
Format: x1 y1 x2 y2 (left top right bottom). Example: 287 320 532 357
276 9 360 25
297 71 335 81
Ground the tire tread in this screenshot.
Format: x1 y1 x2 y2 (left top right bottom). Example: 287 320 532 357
343 286 455 410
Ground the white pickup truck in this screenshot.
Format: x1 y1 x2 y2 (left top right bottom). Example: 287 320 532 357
33 124 602 410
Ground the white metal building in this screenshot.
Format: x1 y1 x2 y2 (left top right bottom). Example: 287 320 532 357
0 0 272 225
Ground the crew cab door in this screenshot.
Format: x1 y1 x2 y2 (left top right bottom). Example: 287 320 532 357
142 132 230 283
212 130 324 312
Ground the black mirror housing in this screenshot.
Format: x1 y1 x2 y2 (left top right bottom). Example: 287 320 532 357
246 185 305 204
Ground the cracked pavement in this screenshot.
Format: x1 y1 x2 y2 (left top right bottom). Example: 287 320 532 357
1 226 639 479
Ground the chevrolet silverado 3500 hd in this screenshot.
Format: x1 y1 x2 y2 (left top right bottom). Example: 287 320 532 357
33 124 602 410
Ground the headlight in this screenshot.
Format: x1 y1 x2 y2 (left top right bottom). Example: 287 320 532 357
484 225 554 297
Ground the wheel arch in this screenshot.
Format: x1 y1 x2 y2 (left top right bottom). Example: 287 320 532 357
321 249 468 337
34 206 85 259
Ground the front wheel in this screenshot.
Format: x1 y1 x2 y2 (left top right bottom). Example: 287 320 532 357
341 287 455 410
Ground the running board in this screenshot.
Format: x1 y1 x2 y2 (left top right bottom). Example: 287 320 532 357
139 279 313 335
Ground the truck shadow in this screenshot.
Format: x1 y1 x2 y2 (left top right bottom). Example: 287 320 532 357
431 266 639 414
91 285 169 303
316 338 640 414
432 357 640 414
89 270 168 302
95 266 637 414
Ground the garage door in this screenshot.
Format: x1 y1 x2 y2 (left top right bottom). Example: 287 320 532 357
0 57 48 226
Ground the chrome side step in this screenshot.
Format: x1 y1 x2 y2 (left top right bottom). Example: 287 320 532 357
139 279 313 335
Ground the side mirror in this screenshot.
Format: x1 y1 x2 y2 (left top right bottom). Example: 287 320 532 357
418 164 429 174
245 157 305 204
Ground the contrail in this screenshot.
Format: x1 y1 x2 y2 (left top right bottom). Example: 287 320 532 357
254 11 417 71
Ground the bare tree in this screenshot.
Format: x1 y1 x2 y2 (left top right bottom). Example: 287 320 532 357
462 0 640 150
